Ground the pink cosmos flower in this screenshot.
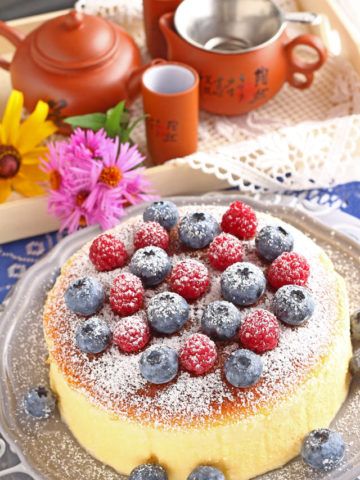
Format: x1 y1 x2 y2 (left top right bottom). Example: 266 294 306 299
43 129 155 233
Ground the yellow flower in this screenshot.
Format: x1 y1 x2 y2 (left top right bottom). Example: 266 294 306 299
0 90 57 203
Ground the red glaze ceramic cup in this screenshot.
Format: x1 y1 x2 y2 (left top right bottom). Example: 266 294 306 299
143 0 183 58
141 62 199 164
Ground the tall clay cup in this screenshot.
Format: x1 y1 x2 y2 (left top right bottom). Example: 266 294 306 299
142 62 199 164
143 0 182 58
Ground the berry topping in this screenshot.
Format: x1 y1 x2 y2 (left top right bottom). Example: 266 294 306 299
143 200 179 230
89 233 128 272
75 317 111 354
147 292 190 334
268 252 310 289
134 222 170 251
201 300 242 340
207 233 244 271
239 309 280 353
273 285 315 326
130 246 172 286
224 348 263 388
255 225 294 262
180 333 217 375
110 272 144 316
221 262 266 306
113 315 150 353
65 276 104 316
179 212 219 249
140 345 179 384
169 259 210 300
187 466 225 480
221 201 257 240
130 463 168 480
23 386 56 419
301 429 345 471
351 309 360 341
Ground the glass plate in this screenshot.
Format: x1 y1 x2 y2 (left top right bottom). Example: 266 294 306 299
1 195 360 480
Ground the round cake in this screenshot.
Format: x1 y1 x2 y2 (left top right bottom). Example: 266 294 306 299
43 199 352 480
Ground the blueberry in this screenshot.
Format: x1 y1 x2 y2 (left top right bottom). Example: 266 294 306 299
221 262 266 306
130 246 171 286
301 429 345 470
75 317 111 354
65 276 104 316
351 309 360 341
129 463 168 480
23 386 56 419
140 345 179 384
273 285 315 326
201 300 242 340
179 212 219 249
255 225 294 262
224 349 263 387
187 466 225 480
350 349 360 375
148 292 190 334
143 200 179 230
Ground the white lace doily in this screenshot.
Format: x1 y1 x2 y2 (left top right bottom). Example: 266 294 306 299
76 0 360 192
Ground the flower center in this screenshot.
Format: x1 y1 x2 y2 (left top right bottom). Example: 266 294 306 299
76 191 88 207
99 166 122 187
0 145 21 179
50 170 62 191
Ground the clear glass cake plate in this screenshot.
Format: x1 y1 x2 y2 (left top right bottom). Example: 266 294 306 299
0 195 360 480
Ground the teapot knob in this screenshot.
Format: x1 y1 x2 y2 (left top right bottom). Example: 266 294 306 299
63 10 84 30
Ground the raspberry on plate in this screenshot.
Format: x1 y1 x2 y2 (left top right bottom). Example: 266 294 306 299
180 333 217 375
169 259 210 300
113 315 150 353
134 222 170 251
110 272 144 316
239 309 280 353
207 233 244 270
221 201 257 240
89 233 128 272
268 252 310 289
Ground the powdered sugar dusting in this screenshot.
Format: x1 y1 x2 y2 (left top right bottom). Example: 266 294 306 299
44 206 342 429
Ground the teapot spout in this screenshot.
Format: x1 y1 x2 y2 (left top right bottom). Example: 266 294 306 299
159 12 184 60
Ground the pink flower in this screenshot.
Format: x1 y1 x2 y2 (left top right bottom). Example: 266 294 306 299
43 128 156 233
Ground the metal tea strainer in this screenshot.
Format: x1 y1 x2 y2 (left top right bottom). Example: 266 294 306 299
174 0 321 54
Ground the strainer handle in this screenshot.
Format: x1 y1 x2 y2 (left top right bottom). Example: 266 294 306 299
285 34 327 90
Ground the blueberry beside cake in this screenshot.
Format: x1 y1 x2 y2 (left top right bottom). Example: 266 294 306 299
43 199 352 479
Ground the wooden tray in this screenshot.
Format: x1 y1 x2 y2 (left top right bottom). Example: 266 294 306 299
1 2 360 244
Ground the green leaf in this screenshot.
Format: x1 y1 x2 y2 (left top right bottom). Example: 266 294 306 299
64 113 106 131
105 100 126 138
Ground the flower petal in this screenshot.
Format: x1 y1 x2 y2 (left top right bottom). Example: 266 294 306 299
0 180 12 203
11 174 44 197
20 164 49 182
17 120 57 155
1 90 23 145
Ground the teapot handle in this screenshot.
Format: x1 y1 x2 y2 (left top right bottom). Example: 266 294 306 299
125 58 166 104
0 21 24 71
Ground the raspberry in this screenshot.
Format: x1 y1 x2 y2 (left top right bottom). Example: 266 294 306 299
221 201 257 240
110 272 144 316
89 233 128 272
239 309 280 353
134 222 169 251
113 315 150 353
268 252 310 289
180 333 217 375
169 259 210 300
207 233 244 270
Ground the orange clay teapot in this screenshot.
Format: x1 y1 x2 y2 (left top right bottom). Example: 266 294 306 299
159 0 328 116
0 11 143 118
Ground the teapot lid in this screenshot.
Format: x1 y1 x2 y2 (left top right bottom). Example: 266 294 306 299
31 10 120 71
